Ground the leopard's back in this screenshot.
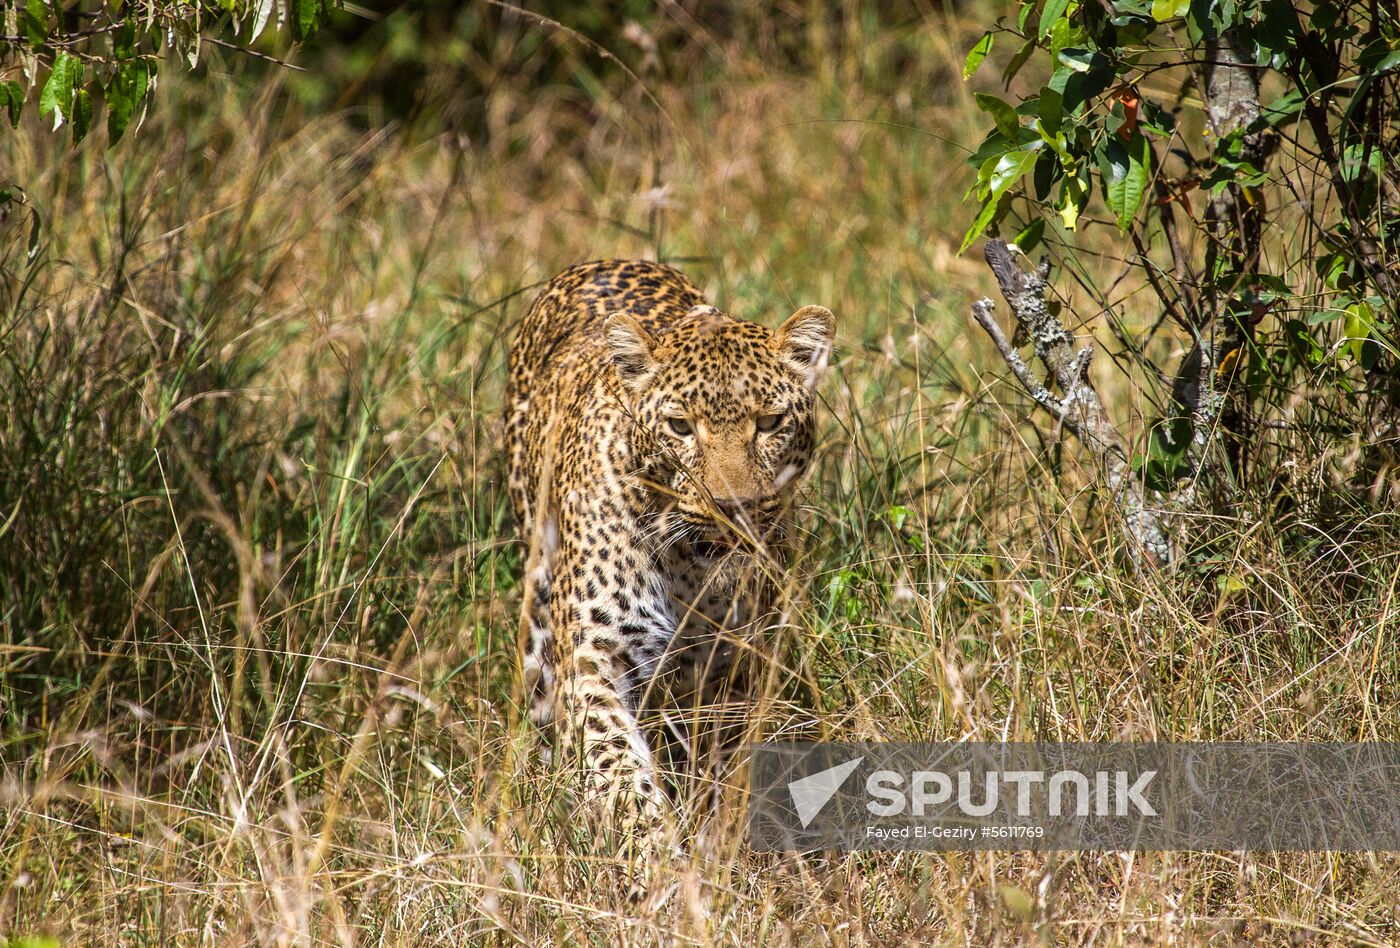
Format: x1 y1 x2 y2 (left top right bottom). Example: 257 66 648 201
507 259 708 385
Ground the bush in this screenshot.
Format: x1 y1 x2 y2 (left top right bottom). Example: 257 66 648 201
0 0 329 146
963 0 1400 567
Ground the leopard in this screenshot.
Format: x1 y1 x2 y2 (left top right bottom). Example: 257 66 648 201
503 258 834 861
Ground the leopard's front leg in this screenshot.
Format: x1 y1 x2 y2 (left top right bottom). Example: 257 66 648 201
549 530 676 862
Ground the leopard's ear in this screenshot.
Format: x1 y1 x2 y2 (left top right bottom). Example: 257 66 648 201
775 305 835 388
604 312 661 389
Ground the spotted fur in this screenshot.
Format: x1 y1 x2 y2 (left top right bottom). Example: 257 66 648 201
504 259 834 853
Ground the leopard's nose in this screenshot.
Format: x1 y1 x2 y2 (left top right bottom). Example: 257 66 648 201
714 494 759 514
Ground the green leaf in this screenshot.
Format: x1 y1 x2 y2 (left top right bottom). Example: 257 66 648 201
1001 38 1037 85
963 32 994 80
1033 147 1061 197
23 0 48 45
1040 0 1071 38
1057 47 1109 73
1306 305 1349 325
71 87 93 142
1038 85 1064 135
0 81 22 128
106 60 151 144
1098 140 1128 199
961 191 1005 255
987 144 1043 196
1035 119 1072 163
1048 17 1081 57
1344 300 1375 362
1018 0 1037 33
1012 217 1046 253
975 93 1021 140
1217 573 1251 596
39 53 82 125
1059 171 1087 230
1101 132 1152 230
1283 319 1323 366
1151 0 1191 20
1138 413 1193 492
1314 252 1349 291
960 145 1042 253
293 0 322 39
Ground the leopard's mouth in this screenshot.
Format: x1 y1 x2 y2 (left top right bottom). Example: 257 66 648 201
689 524 772 561
689 537 732 561
667 508 772 560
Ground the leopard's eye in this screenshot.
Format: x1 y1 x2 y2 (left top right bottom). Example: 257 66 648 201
666 417 694 436
755 413 785 433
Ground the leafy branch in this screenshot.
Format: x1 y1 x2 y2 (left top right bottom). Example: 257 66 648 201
0 0 333 146
960 0 1400 564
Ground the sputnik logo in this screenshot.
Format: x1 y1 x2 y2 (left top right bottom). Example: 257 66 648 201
788 756 865 828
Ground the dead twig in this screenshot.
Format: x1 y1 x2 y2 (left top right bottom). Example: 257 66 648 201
971 239 1174 569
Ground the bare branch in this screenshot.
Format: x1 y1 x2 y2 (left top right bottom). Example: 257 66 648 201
969 298 1067 423
972 239 1175 569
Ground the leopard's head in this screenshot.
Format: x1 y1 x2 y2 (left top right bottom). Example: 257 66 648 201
604 302 835 556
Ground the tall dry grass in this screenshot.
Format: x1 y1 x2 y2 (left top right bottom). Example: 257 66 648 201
1 3 1397 944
